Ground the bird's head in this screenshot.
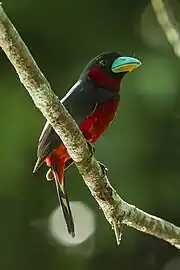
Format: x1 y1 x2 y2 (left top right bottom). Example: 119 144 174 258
80 52 141 91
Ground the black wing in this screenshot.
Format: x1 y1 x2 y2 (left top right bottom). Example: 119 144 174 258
33 80 98 172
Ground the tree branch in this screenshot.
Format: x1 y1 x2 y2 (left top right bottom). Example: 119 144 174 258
151 0 180 58
0 4 180 247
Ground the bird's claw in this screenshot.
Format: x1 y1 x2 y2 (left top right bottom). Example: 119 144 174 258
86 140 108 177
99 162 108 177
86 140 95 157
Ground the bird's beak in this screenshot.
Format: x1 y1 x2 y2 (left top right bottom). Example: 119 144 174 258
111 56 141 73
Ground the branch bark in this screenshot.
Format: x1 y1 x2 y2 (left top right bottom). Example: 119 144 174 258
0 4 180 247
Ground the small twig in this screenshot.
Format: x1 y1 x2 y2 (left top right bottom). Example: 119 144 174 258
0 4 180 247
113 220 122 245
151 0 180 57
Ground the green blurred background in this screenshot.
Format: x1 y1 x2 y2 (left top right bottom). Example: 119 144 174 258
0 0 180 269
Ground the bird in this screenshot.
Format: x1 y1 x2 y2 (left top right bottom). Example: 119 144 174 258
33 52 141 237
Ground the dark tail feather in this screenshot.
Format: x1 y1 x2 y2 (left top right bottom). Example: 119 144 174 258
51 162 75 237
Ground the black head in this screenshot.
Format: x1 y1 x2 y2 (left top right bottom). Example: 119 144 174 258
80 52 141 79
79 52 141 91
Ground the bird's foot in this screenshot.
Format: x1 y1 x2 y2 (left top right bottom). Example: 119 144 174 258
98 162 108 177
86 140 108 177
86 140 95 157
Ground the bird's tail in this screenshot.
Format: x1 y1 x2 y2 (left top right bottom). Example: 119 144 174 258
51 156 75 237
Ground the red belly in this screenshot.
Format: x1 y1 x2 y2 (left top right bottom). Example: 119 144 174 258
79 98 120 143
46 97 120 164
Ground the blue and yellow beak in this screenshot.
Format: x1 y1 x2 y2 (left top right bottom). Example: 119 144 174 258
111 56 141 73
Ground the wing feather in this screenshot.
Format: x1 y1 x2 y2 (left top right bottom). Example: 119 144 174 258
33 80 98 171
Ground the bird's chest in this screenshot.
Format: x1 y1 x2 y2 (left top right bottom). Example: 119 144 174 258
80 98 120 143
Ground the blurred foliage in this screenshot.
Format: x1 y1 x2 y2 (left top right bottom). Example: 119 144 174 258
0 0 180 269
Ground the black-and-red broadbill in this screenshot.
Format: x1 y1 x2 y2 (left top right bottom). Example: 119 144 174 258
33 52 141 237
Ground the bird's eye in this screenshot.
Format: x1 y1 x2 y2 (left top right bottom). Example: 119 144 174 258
99 59 108 66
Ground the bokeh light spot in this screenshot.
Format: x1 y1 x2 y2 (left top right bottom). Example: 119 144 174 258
48 201 96 246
